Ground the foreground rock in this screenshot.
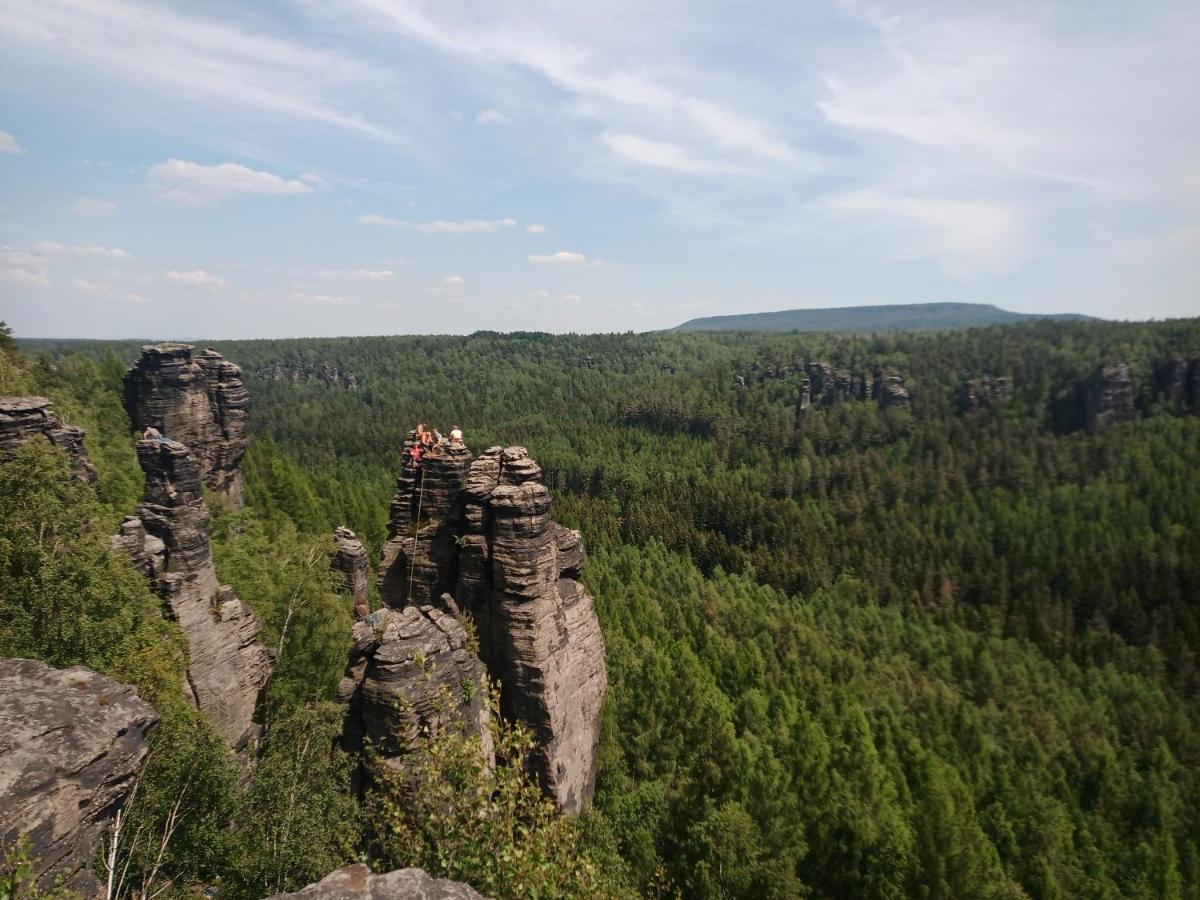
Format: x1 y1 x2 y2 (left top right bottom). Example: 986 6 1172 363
123 343 250 507
0 658 157 895
332 526 371 619
115 439 272 749
376 438 607 813
265 863 486 900
0 396 98 485
338 603 491 780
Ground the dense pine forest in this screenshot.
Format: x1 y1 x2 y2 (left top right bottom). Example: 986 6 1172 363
5 318 1200 899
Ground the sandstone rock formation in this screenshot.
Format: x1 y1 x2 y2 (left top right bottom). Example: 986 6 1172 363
1085 362 1134 432
265 863 486 900
123 343 250 507
114 439 271 749
375 437 607 813
0 396 98 485
875 371 912 409
959 375 1013 413
338 603 490 777
1155 356 1200 409
0 658 158 895
255 362 359 388
332 526 371 619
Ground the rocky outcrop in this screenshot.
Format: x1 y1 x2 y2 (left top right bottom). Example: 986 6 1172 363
338 603 490 777
123 343 250 507
332 527 370 619
115 439 271 749
265 863 486 900
374 438 607 813
959 375 1013 413
254 363 359 388
875 371 911 409
0 396 98 485
1155 356 1200 409
1085 362 1134 432
0 658 157 895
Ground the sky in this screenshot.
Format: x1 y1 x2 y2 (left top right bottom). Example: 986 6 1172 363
0 0 1197 339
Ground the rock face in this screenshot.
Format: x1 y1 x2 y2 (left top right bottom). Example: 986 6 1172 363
0 396 98 485
255 362 359 388
332 526 371 619
0 658 158 895
959 375 1013 413
115 439 271 749
1085 362 1135 432
265 863 486 900
874 371 912 409
123 343 250 507
375 437 607 813
338 603 490 776
1155 356 1200 409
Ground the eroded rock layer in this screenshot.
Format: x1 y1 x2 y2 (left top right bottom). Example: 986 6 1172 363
116 439 271 749
265 863 486 900
123 343 250 506
0 658 158 895
338 603 490 775
376 438 607 813
0 396 98 485
1085 362 1135 432
333 526 371 619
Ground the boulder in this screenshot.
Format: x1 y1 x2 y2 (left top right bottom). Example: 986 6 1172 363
114 440 271 749
0 658 157 895
332 526 371 619
338 604 491 777
0 396 98 485
123 344 250 507
264 863 486 900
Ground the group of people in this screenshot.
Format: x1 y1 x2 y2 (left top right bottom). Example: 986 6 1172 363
408 423 464 468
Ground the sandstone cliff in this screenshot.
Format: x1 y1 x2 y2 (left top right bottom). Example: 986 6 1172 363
332 526 371 619
375 438 606 814
265 863 486 900
958 376 1013 413
1085 362 1135 432
0 395 98 485
0 658 158 895
115 439 272 749
337 603 491 778
123 343 250 507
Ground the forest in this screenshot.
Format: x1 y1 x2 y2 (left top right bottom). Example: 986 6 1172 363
4 317 1200 899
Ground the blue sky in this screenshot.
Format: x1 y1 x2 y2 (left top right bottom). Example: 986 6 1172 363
0 0 1196 338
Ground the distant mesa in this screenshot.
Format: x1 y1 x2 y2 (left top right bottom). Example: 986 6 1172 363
674 302 1096 333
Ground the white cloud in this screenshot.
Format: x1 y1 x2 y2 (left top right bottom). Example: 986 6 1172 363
0 130 22 154
561 292 582 302
476 108 511 125
358 213 401 226
357 215 517 233
166 269 230 288
295 267 397 280
526 224 547 234
0 249 50 286
420 217 516 233
33 241 130 259
149 159 315 206
299 172 330 189
72 277 108 293
69 196 117 217
529 250 589 265
291 291 347 305
444 275 464 285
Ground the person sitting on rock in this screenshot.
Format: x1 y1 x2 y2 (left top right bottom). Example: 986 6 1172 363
408 442 423 469
433 427 445 446
450 426 464 444
141 426 171 443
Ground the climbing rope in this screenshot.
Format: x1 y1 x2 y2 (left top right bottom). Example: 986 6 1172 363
407 461 426 601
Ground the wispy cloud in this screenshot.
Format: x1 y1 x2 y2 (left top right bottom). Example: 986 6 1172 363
0 249 50 286
0 0 397 141
166 269 229 288
34 241 130 259
526 224 547 234
357 214 517 233
476 109 511 125
149 159 316 206
69 196 117 217
529 250 591 265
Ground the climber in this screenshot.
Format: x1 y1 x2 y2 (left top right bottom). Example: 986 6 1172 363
408 442 423 469
141 425 170 443
432 427 445 446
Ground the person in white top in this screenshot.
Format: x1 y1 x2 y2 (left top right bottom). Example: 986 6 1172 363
450 427 464 443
